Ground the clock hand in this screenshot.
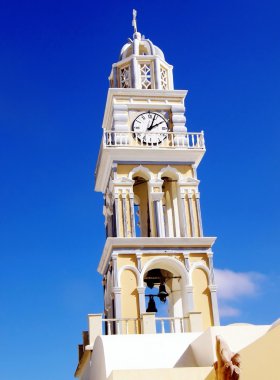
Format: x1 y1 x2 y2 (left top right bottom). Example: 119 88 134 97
147 113 157 131
147 121 165 130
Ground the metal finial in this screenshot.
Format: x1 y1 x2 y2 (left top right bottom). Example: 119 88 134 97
132 9 137 33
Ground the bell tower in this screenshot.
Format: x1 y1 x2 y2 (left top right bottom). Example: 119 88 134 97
95 11 220 333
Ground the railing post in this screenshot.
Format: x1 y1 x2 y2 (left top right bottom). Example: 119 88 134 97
88 314 103 346
187 312 203 332
141 313 156 334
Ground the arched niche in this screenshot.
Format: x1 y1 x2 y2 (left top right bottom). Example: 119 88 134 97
161 175 180 237
192 268 214 330
132 174 151 237
120 269 140 333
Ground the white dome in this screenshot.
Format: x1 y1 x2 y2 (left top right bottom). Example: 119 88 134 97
119 37 165 61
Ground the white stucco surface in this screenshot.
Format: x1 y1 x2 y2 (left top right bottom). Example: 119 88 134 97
80 325 271 380
91 332 201 379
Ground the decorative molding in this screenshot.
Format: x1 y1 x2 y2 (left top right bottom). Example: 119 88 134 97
139 255 189 287
128 165 153 180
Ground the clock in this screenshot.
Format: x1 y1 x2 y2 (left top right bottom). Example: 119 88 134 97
132 112 168 145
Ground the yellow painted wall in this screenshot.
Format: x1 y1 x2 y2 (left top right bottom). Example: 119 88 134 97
120 269 140 333
192 269 214 329
141 254 184 267
239 324 280 379
189 254 208 265
117 255 137 269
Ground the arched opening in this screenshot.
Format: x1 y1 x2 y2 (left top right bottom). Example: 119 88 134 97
162 176 180 237
133 176 151 237
141 257 189 332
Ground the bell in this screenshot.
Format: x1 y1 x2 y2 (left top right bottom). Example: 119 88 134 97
158 283 168 303
146 295 157 313
146 279 154 289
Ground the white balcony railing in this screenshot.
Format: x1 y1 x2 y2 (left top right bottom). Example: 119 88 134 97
102 315 189 335
155 316 188 333
103 130 205 149
104 318 140 335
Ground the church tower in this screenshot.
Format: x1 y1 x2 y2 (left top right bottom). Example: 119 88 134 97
75 12 279 380
96 12 220 333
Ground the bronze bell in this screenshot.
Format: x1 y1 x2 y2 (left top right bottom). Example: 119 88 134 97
158 283 168 303
146 295 157 313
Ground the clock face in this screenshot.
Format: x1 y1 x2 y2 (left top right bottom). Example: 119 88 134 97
132 112 168 145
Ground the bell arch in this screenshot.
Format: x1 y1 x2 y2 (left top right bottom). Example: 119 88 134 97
131 168 152 237
128 165 152 181
140 256 190 320
158 165 181 181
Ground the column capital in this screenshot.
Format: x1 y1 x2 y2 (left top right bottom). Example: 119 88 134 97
184 285 194 293
208 285 218 292
137 286 146 294
187 190 193 199
150 192 164 201
112 286 122 294
135 250 142 258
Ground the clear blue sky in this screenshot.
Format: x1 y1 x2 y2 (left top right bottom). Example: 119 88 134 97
0 0 279 379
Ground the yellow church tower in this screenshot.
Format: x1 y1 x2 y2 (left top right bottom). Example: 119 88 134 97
75 12 279 380
95 11 220 335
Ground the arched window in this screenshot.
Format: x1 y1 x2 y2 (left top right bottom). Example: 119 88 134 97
162 176 179 237
133 176 150 237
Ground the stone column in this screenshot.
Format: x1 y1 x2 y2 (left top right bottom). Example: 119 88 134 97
114 193 120 237
121 192 127 237
131 57 137 88
195 191 203 237
187 191 195 237
207 252 215 284
154 58 161 89
112 286 122 321
209 285 220 326
112 255 118 287
137 286 146 315
180 190 188 237
129 193 136 237
184 285 195 312
150 192 165 237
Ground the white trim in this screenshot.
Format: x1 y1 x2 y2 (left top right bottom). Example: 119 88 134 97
139 256 189 287
189 261 211 285
158 165 181 180
97 237 217 275
128 165 153 180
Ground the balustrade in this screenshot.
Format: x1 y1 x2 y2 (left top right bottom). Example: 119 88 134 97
103 131 205 149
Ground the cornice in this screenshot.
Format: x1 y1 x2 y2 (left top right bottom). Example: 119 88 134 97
97 236 217 275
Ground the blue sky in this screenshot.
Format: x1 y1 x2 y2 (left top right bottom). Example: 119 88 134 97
0 0 280 379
